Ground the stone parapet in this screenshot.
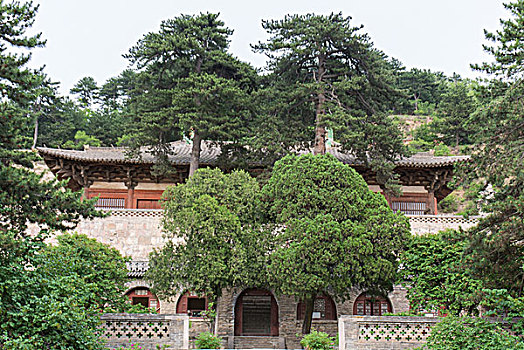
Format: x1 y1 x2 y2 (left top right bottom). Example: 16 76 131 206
100 313 189 350
339 316 440 350
408 215 480 235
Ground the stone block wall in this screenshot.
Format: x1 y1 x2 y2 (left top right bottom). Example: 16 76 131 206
28 210 481 262
100 313 189 350
188 318 213 348
73 210 165 260
339 316 440 350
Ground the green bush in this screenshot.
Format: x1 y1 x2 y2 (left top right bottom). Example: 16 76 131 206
113 344 168 350
438 193 460 213
433 143 451 156
423 316 524 350
408 139 434 153
300 330 336 350
195 331 222 349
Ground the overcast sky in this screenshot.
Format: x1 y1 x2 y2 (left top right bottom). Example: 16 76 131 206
26 0 508 95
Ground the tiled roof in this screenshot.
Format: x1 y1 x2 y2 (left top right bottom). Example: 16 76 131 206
38 141 469 168
126 260 149 278
38 141 222 165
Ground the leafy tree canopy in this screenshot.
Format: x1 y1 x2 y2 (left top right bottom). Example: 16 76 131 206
424 316 524 350
42 233 130 311
434 79 477 147
147 168 270 301
123 13 257 176
261 154 410 333
400 229 484 315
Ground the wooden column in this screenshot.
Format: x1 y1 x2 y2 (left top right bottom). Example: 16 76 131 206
127 187 135 209
83 187 90 200
125 178 138 209
426 190 437 215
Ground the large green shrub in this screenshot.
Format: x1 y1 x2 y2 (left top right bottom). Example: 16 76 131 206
423 316 524 350
194 332 222 349
300 330 336 350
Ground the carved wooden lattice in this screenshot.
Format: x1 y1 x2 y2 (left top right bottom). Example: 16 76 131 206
391 201 426 215
358 322 432 342
103 320 170 340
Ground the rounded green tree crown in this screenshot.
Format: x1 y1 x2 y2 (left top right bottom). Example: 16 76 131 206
262 153 390 223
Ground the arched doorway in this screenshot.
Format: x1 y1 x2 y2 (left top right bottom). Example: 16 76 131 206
234 288 279 336
126 287 160 312
353 292 392 316
296 294 337 320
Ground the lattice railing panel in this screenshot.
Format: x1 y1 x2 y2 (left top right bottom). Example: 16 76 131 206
408 215 480 225
102 320 170 340
101 209 163 218
358 322 432 342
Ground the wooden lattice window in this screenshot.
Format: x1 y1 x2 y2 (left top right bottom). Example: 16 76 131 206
391 201 426 215
95 197 126 209
353 293 391 316
297 295 337 320
126 287 160 312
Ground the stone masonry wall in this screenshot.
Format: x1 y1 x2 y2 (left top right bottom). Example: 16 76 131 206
28 210 480 261
26 209 166 260
73 210 165 260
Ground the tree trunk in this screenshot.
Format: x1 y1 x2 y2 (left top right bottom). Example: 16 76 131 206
301 296 315 334
313 55 326 155
313 94 326 155
189 131 202 177
32 116 38 149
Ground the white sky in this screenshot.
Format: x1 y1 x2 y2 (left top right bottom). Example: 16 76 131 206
26 0 508 95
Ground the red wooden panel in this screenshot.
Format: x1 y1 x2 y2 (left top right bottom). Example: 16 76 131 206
271 294 279 336
235 288 279 336
136 199 161 209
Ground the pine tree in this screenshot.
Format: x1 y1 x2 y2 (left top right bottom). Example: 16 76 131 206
466 0 524 294
124 13 257 176
253 13 406 188
0 2 104 347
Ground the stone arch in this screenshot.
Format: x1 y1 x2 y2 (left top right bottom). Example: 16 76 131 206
353 292 392 316
234 288 279 336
